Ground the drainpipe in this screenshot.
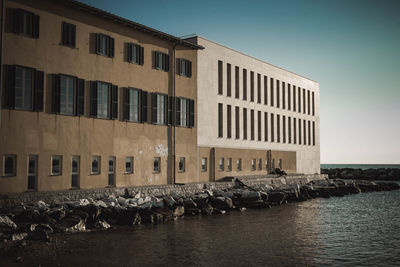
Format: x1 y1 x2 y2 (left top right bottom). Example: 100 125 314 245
173 43 177 184
0 0 4 127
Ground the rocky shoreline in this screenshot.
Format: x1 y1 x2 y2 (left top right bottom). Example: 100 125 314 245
1 178 399 252
321 168 400 181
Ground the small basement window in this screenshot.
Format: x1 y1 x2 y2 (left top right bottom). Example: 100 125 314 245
258 158 262 170
91 156 101 174
236 158 242 171
154 157 161 173
219 158 224 171
51 155 62 175
126 157 133 174
251 159 256 171
178 157 185 172
4 155 17 176
227 158 232 172
201 157 207 172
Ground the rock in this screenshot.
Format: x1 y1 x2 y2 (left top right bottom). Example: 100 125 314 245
183 198 197 209
240 207 247 212
152 198 165 209
117 197 129 207
268 191 287 205
29 224 53 241
35 200 49 209
95 220 110 229
210 196 231 210
201 204 214 216
96 200 108 208
163 195 176 209
0 215 18 230
49 209 66 221
12 232 28 241
173 206 185 217
213 208 226 215
79 199 90 206
56 217 86 233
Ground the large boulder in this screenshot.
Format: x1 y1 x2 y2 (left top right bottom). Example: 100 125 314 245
0 216 17 234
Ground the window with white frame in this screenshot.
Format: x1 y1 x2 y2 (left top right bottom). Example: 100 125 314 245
227 158 232 172
91 156 101 174
178 157 185 172
125 157 133 173
154 157 161 173
3 155 17 176
201 157 207 172
51 155 62 175
219 158 224 171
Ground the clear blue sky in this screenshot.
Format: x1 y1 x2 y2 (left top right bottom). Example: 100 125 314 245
81 0 400 164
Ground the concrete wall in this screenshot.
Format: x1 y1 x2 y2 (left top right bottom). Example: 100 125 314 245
0 0 198 193
187 36 320 175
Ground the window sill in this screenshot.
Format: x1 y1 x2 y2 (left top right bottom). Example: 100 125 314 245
1 174 16 178
153 171 161 174
50 174 62 176
201 170 207 172
60 43 77 49
178 171 185 173
124 172 133 175
90 173 101 175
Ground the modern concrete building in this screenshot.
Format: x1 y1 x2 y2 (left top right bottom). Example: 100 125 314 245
185 36 320 181
0 0 320 194
0 0 202 194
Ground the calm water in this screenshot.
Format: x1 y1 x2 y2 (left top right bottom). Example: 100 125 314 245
19 188 400 266
321 164 400 170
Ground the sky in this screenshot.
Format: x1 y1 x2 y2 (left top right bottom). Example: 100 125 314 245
80 0 400 164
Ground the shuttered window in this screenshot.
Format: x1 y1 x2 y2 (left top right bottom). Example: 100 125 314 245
293 85 296 112
154 51 169 72
123 87 141 122
128 43 144 65
5 65 43 112
61 22 76 48
151 93 167 125
13 9 39 38
227 105 232 138
90 81 117 119
218 103 223 137
53 74 84 115
294 118 297 144
174 97 194 127
96 33 114 58
178 58 192 77
288 117 292 144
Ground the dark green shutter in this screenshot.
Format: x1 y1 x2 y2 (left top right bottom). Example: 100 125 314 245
175 97 181 126
123 87 129 121
13 9 22 34
109 37 114 58
165 54 170 71
188 61 192 77
33 70 44 111
167 96 173 125
90 81 98 117
71 24 76 47
5 65 16 109
139 46 144 65
176 58 181 75
189 99 194 128
52 74 61 113
76 78 85 115
140 90 148 123
95 34 100 54
127 43 132 62
33 14 39 38
151 93 157 124
110 84 118 119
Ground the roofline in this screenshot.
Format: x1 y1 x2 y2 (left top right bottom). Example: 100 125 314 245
58 0 204 50
186 35 318 84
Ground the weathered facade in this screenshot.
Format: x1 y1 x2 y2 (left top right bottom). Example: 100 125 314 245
186 36 320 181
0 0 201 193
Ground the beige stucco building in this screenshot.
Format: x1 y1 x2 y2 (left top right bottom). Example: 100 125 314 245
0 0 320 194
185 36 320 181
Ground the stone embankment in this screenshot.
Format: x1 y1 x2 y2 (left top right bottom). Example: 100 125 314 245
321 168 400 181
0 179 399 247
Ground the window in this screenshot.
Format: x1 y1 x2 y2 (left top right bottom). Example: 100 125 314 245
235 66 239 98
277 114 280 143
294 119 297 144
264 76 268 105
71 156 80 188
27 155 37 190
243 108 247 140
251 159 256 171
283 116 286 143
236 158 242 171
276 80 280 108
178 157 185 172
154 157 161 173
250 71 254 102
312 92 315 116
219 158 224 171
243 69 247 100
304 120 307 145
108 156 115 186
126 157 133 173
155 51 169 72
124 87 142 122
90 81 118 119
270 78 274 106
293 85 296 112
257 73 261 103
271 113 274 142
3 155 16 176
288 84 291 110
298 87 301 113
176 97 194 127
218 103 223 137
91 156 101 174
151 93 167 125
308 120 311 146
227 158 232 172
178 58 192 77
288 117 292 144
201 157 207 172
128 43 144 65
235 106 240 139
264 112 268 142
61 22 76 48
258 111 261 141
282 82 286 109
227 63 231 96
51 155 62 175
271 159 275 170
303 89 306 114
96 33 114 58
218 60 223 94
307 90 311 115
299 118 302 145
5 65 44 111
313 121 316 146
227 105 232 138
53 74 85 116
13 9 39 38
258 158 262 170
250 109 254 140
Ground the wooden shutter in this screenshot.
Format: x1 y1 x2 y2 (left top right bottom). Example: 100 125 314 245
95 34 100 54
33 70 44 111
5 65 16 108
110 84 118 119
76 78 85 115
109 37 115 58
71 24 76 47
13 9 22 34
90 81 98 117
165 54 170 71
188 61 192 77
167 96 173 125
123 87 129 121
127 43 132 62
33 14 39 38
175 97 181 126
139 46 144 65
52 74 61 113
176 59 181 75
151 93 157 124
164 95 168 124
140 90 148 123
186 98 190 127
189 99 194 128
